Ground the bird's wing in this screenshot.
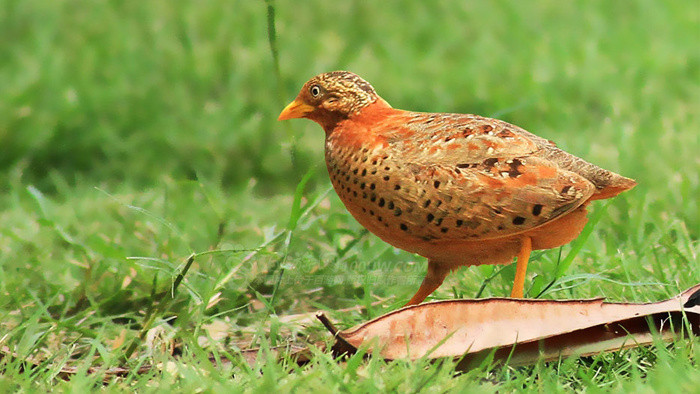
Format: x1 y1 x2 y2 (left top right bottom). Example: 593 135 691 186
379 112 595 240
381 111 546 162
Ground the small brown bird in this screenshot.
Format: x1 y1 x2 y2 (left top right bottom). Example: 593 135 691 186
279 71 636 305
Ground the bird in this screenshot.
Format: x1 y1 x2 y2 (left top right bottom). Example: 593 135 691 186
278 71 636 306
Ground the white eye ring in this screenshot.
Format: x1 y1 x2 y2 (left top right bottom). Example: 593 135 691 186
310 85 321 97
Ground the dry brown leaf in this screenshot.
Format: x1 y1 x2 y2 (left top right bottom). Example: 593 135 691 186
108 329 127 350
4 286 697 380
320 284 700 366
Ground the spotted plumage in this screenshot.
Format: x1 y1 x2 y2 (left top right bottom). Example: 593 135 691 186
279 71 636 305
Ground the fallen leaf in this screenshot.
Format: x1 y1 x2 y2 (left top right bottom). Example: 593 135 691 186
121 267 137 289
108 329 127 350
320 284 700 366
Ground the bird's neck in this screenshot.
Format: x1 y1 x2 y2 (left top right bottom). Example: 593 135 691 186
322 98 395 135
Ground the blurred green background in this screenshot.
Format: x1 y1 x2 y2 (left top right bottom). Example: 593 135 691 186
0 0 698 389
2 1 697 198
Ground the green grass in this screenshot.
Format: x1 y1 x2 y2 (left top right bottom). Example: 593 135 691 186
0 0 698 391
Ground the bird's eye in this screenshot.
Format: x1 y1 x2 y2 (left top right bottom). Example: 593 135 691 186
310 85 321 97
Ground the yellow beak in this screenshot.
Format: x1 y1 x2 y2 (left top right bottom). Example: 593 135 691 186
278 100 314 121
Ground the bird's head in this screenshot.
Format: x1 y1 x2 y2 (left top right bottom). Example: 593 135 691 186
278 71 386 132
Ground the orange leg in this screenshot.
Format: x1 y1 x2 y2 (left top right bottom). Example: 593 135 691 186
404 261 449 306
510 236 532 298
